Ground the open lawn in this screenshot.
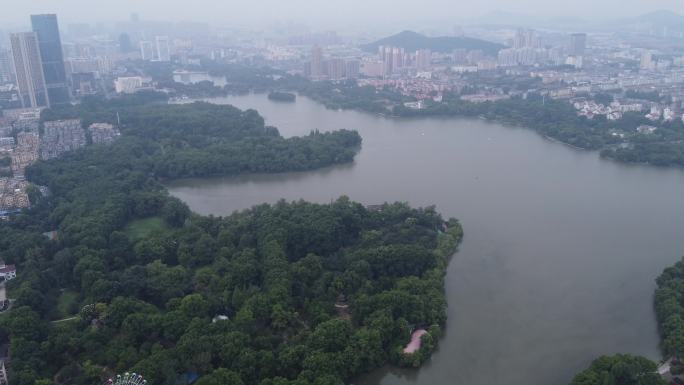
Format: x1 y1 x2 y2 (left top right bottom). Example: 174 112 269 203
56 290 80 319
124 217 169 241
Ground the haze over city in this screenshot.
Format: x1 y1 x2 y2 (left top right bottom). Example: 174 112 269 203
2 2 684 385
2 0 684 29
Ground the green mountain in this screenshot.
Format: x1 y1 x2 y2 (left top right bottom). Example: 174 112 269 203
361 30 504 55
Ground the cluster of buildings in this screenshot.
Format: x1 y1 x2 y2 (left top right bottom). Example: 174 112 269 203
303 46 360 80
373 46 433 76
0 108 120 217
0 13 214 109
498 30 586 68
0 178 29 216
573 97 684 133
139 35 171 62
89 123 121 144
12 132 40 176
40 119 87 160
0 109 41 177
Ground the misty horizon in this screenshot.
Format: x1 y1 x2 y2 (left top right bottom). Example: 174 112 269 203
2 0 684 31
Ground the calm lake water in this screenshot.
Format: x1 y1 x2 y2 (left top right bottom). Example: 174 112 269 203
167 93 684 385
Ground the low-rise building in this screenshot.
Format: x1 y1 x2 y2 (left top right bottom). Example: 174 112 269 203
637 125 658 134
88 123 121 145
114 76 151 94
0 261 16 281
40 120 86 160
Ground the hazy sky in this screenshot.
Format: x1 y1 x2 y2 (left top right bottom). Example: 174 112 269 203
2 0 684 29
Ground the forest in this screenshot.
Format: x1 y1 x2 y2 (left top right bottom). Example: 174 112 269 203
655 257 684 362
568 355 665 385
39 93 362 179
268 92 296 102
0 93 464 385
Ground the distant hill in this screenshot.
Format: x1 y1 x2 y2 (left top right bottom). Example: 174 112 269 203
633 10 684 26
361 30 504 56
603 10 684 35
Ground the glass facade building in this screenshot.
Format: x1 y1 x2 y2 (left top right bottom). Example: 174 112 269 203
31 14 70 105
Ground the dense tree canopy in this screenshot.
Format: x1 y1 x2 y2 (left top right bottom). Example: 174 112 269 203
569 355 665 385
655 257 684 358
0 93 463 385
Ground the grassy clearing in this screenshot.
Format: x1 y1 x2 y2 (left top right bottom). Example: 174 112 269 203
124 217 169 241
56 290 80 319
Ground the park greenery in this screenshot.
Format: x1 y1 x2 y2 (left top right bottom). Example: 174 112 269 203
568 355 665 385
268 92 296 102
655 257 684 361
40 92 362 179
0 92 464 385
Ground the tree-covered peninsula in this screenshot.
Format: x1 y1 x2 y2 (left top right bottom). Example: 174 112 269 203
655 257 684 360
0 93 463 385
568 355 665 385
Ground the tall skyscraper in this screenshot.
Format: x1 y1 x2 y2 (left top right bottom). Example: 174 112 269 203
311 45 323 79
155 36 170 62
383 47 393 76
31 14 69 105
569 33 587 57
140 41 154 61
119 33 133 53
0 49 13 84
10 32 49 108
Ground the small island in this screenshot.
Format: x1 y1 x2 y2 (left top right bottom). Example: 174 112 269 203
268 91 297 102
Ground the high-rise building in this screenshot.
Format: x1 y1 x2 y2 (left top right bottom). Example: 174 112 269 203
569 33 587 57
10 32 50 108
641 51 654 71
513 29 541 49
345 60 360 79
31 14 70 105
0 49 13 83
383 47 393 76
155 36 170 62
119 33 133 53
140 41 154 61
327 58 346 80
416 49 432 70
392 47 404 72
311 45 323 79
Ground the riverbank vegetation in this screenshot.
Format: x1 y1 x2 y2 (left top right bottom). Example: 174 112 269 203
568 355 665 385
195 63 684 168
0 93 464 385
655 257 684 360
268 91 296 102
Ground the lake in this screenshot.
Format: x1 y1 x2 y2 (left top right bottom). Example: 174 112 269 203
167 93 684 385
